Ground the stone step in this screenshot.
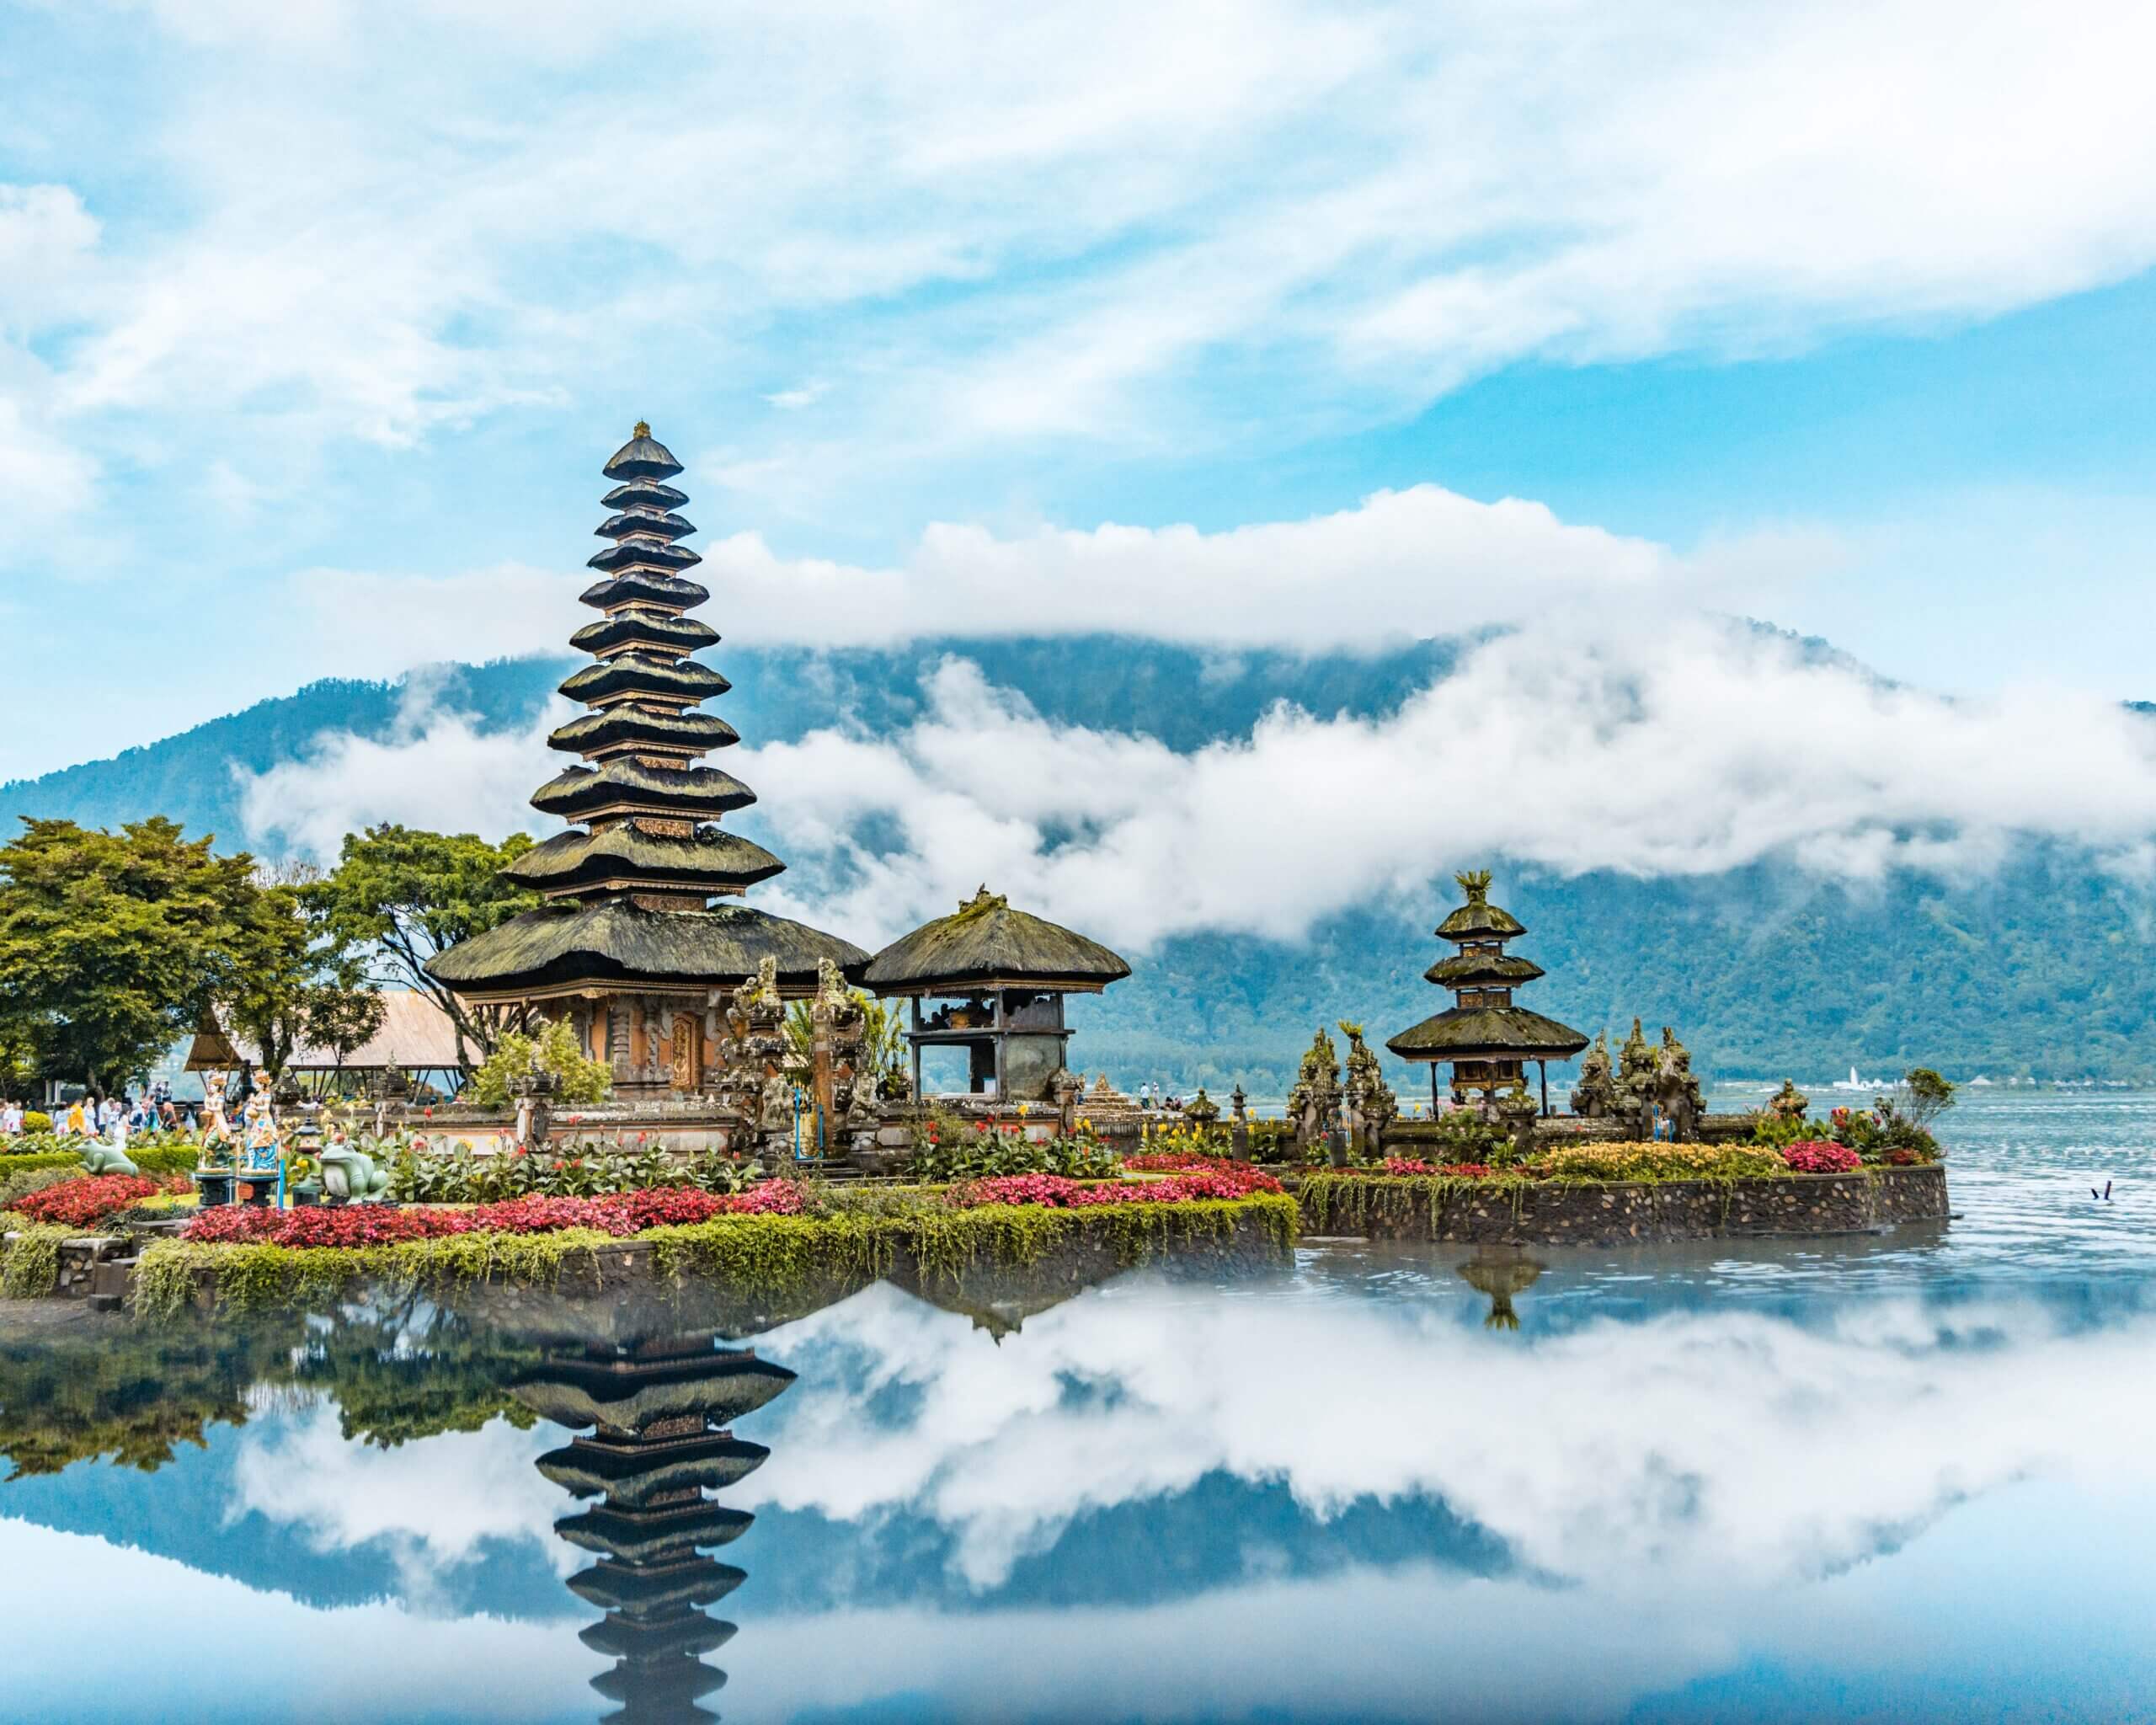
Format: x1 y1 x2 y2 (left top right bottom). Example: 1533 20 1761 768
89 1257 139 1302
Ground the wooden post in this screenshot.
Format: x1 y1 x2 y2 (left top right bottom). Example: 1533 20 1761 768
910 996 923 1103
992 991 1006 1101
1539 1059 1550 1118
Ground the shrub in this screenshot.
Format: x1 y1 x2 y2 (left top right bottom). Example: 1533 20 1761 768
905 1122 1118 1183
0 1166 83 1210
13 1174 174 1230
1382 1157 1495 1178
468 1017 612 1109
21 1112 50 1134
1781 1140 1862 1174
1533 1141 1785 1183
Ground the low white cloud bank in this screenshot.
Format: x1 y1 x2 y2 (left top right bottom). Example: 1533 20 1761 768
237 671 568 862
237 607 2156 948
294 483 1808 659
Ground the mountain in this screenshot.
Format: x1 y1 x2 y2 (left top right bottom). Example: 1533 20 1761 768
5 636 2153 1090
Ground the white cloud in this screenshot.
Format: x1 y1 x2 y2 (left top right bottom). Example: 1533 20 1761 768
22 1 2156 488
235 675 565 861
746 623 2156 948
743 1279 2156 1602
0 184 100 335
296 483 1769 659
237 606 2156 947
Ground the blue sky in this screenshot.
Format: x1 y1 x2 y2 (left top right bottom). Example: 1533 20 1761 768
3 0 2155 786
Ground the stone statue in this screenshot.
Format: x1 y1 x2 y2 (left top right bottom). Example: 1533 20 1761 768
1609 1017 1659 1139
1285 1028 1342 1158
318 1127 392 1203
1652 1027 1705 1141
1184 1087 1221 1133
1571 1031 1616 1118
1766 1078 1809 1121
1049 1066 1082 1137
1337 1020 1398 1158
1229 1083 1250 1159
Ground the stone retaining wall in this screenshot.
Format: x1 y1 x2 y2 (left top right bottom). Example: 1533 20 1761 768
1299 1165 1947 1247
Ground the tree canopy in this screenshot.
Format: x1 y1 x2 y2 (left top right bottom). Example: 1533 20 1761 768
302 824 537 1070
0 818 264 1092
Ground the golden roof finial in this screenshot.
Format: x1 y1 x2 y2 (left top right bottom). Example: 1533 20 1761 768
632 419 650 438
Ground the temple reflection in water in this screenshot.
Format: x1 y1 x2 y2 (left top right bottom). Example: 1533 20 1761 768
515 1332 796 1723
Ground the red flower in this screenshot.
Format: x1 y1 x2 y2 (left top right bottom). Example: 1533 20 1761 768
1782 1140 1862 1174
15 1174 163 1229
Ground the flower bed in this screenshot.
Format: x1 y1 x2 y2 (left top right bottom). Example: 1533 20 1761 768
1780 1140 1863 1174
953 1166 1281 1209
182 1181 808 1248
133 1188 1302 1320
11 1174 181 1231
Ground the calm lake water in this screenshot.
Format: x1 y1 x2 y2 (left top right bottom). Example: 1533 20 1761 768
3 1091 2153 1724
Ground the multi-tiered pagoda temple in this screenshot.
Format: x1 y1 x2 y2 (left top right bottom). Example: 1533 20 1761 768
1386 869 1588 1115
519 1334 795 1723
431 425 867 1092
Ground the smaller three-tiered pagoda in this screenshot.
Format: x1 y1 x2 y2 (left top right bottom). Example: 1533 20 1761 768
1386 870 1588 1115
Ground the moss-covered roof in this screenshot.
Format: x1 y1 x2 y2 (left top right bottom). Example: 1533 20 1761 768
504 825 784 895
568 610 718 657
600 478 687 513
567 1557 744 1615
512 1352 793 1432
1424 951 1546 987
601 424 684 482
579 571 710 612
555 1501 752 1562
548 707 739 756
587 537 703 575
558 652 730 706
595 509 696 543
1385 1005 1588 1061
1434 868 1526 940
429 900 867 996
862 886 1130 995
538 1433 768 1503
531 761 755 822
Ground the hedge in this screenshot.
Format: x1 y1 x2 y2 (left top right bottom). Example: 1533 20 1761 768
133 1192 1300 1321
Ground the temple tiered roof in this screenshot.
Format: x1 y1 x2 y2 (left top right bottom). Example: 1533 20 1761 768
427 424 867 1002
521 1335 791 1725
1387 871 1588 1102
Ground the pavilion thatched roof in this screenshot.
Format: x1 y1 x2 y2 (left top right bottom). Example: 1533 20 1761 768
1385 1004 1589 1063
862 887 1131 996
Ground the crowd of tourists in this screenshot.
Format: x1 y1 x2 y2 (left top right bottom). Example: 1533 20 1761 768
0 1083 189 1144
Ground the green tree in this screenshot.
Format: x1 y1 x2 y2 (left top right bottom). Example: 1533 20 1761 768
220 881 316 1081
304 984 387 1081
1901 1067 1956 1130
302 824 537 1071
469 1018 611 1108
0 817 264 1093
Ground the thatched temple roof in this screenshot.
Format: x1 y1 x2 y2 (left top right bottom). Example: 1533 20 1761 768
430 900 867 1000
863 887 1131 996
1385 1004 1590 1062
